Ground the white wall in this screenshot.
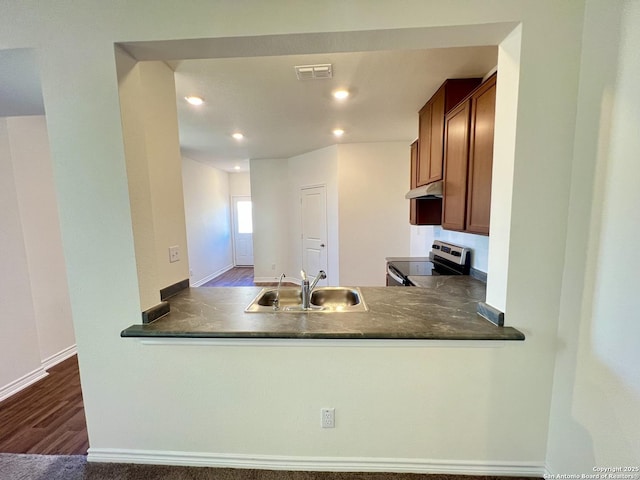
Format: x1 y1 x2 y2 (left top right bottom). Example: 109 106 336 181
0 117 44 396
486 24 521 310
117 54 189 310
287 145 339 285
434 228 490 273
250 158 291 282
337 142 410 285
229 172 251 197
0 115 75 400
0 0 621 473
409 225 435 258
82 342 552 469
252 142 409 286
182 156 233 286
253 142 409 287
546 0 640 472
7 116 75 363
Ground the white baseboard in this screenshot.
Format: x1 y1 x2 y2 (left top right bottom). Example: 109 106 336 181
0 344 77 403
192 264 234 287
0 366 48 403
544 462 556 477
41 344 77 370
87 449 545 476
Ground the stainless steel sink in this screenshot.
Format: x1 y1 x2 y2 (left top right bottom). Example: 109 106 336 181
245 286 367 313
310 287 361 308
255 288 301 308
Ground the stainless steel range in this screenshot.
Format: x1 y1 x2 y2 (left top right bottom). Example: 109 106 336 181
386 240 471 286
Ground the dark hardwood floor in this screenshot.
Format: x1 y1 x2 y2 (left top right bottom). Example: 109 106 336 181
199 267 297 287
0 355 88 455
201 266 255 286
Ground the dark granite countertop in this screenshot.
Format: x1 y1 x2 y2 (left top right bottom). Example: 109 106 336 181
121 278 524 341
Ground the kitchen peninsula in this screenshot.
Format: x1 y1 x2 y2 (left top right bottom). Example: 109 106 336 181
121 278 524 341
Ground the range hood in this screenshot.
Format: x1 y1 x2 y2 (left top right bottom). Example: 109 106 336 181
405 181 443 199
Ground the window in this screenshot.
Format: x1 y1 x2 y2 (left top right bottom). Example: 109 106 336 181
236 200 253 234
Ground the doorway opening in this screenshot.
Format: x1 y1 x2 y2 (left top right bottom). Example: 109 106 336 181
197 195 255 288
232 195 254 267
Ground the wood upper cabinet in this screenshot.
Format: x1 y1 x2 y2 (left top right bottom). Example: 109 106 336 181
442 100 472 231
410 140 418 189
417 101 435 185
442 73 497 235
466 75 496 235
410 140 419 224
416 78 482 187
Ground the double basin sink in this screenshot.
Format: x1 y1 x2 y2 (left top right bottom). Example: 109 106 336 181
245 287 368 313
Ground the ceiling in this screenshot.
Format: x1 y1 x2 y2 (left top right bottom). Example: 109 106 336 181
0 44 498 174
170 46 497 172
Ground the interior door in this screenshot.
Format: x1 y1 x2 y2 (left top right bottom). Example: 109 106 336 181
300 186 328 284
232 196 254 266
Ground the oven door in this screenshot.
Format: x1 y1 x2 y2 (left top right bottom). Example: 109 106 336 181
431 259 463 276
386 264 411 286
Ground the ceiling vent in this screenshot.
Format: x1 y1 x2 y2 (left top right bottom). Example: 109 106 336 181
294 64 333 80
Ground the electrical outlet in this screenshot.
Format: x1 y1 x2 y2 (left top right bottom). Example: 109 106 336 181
271 263 276 271
169 245 180 263
321 408 335 428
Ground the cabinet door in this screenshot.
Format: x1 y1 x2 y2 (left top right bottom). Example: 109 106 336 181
410 140 442 225
410 140 418 189
410 197 417 225
409 140 418 225
417 87 445 185
466 75 496 235
428 88 445 182
416 101 433 186
416 80 480 188
442 100 471 231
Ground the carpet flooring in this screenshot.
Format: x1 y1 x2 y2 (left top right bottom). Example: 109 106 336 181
0 454 540 480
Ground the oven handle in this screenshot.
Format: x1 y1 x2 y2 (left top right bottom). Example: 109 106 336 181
387 265 407 285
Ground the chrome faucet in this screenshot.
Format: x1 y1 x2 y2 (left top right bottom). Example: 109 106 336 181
273 273 286 310
300 269 327 309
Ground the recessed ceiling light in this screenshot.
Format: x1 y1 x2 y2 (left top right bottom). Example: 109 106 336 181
234 165 241 170
333 128 345 137
333 89 350 100
232 132 244 140
185 96 204 106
